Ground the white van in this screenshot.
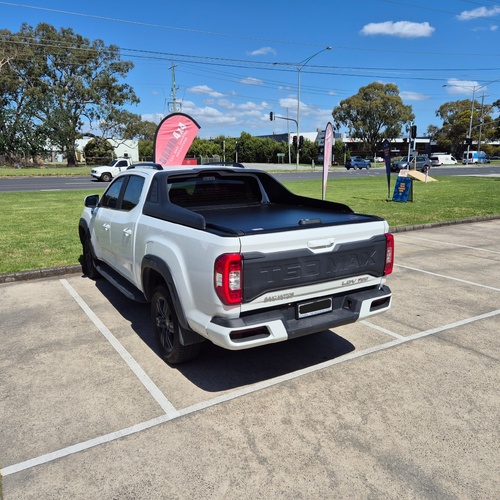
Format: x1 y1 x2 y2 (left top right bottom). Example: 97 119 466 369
462 151 490 164
430 154 457 166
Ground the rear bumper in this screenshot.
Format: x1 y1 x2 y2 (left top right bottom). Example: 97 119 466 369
206 285 391 350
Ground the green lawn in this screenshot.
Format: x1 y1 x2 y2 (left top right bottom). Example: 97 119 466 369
0 165 93 177
0 175 499 274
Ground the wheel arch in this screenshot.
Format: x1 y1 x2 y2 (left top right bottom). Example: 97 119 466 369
78 218 90 244
142 255 203 346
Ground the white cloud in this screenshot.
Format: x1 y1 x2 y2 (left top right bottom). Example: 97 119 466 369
400 91 429 101
215 99 237 110
239 77 263 86
360 21 435 38
247 47 276 56
444 79 482 94
279 97 298 109
238 101 266 111
141 113 164 124
457 6 500 21
187 85 224 97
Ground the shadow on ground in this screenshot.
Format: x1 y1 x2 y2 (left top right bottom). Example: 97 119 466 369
93 278 356 392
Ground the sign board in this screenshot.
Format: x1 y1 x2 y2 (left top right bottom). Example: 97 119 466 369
392 176 412 202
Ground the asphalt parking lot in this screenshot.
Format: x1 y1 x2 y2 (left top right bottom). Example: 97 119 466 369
1 219 499 499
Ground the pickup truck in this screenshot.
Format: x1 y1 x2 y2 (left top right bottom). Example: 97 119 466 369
79 164 394 364
90 158 134 182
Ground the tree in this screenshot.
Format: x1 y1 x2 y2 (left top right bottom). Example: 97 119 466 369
83 137 114 164
3 23 139 166
333 139 345 165
332 82 414 156
0 28 49 164
96 111 158 142
434 99 496 157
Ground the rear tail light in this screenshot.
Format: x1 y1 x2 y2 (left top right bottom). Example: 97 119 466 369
384 233 394 275
215 253 242 305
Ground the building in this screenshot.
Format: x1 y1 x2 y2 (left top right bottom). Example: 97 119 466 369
75 138 139 162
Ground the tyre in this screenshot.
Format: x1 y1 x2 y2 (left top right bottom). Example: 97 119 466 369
151 285 201 364
82 236 100 280
101 172 112 182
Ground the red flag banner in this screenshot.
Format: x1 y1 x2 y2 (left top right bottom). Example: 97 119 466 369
154 112 200 166
322 122 334 200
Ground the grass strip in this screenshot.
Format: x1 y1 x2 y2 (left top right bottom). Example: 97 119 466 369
0 176 499 274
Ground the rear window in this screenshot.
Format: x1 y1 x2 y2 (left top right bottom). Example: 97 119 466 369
168 175 263 208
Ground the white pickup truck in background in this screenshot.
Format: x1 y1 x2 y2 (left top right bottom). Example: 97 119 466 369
90 158 134 182
79 163 394 363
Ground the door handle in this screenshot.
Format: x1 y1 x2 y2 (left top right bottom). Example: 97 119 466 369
102 223 111 231
123 228 132 236
307 238 335 253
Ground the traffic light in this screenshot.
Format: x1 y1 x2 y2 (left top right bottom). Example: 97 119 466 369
299 136 304 148
269 112 274 121
465 137 472 145
292 135 297 149
410 125 417 139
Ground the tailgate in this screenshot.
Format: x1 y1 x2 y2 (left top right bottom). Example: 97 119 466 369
240 220 389 303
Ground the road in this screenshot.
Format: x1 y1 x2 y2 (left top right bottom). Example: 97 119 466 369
1 164 500 192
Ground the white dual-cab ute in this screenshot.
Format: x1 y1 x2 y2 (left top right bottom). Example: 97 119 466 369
79 163 394 363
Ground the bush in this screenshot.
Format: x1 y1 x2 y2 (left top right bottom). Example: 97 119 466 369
84 138 114 165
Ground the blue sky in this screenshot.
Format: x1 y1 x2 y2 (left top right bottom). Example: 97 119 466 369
2 0 500 139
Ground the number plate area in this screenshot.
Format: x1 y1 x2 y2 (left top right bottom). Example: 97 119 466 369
297 297 333 319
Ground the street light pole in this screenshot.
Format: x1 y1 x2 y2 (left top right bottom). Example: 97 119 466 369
296 46 332 169
466 86 476 164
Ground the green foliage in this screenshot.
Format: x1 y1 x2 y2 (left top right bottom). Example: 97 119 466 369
187 133 292 163
434 99 497 157
138 140 153 160
332 82 414 156
333 140 345 165
83 137 115 164
0 23 138 166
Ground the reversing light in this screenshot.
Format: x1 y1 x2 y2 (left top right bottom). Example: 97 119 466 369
384 233 394 275
214 253 242 305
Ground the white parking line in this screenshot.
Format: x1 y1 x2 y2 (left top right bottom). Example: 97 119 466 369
4 306 500 477
361 321 406 340
395 264 500 292
397 235 500 255
59 279 179 418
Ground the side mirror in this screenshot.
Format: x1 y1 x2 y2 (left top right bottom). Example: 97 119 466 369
84 194 99 208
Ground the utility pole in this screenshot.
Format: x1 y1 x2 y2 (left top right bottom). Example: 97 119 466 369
168 63 181 113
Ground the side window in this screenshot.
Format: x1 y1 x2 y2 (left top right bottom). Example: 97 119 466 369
147 178 159 203
117 160 128 167
121 175 145 211
100 177 126 209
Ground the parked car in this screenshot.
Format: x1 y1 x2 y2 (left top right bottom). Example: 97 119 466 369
345 156 371 170
391 155 431 173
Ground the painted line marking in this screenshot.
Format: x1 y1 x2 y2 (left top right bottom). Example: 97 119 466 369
395 264 500 292
397 235 500 255
361 321 406 339
4 307 500 477
1 415 171 476
59 279 179 418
